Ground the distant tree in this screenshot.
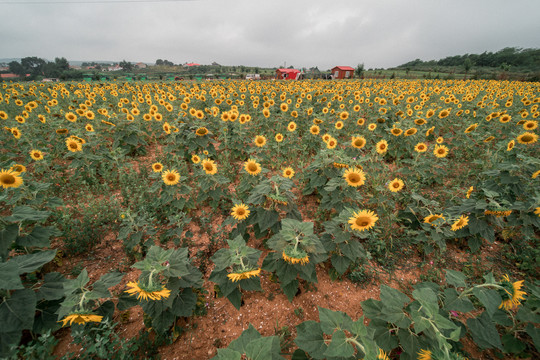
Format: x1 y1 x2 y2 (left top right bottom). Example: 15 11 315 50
21 56 46 76
54 57 70 71
155 59 164 66
119 60 133 71
464 58 473 73
355 63 364 78
163 60 174 66
8 61 25 76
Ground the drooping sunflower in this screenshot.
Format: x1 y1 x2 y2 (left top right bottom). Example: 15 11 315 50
59 313 103 327
275 133 284 142
66 138 83 152
414 142 428 153
466 186 474 199
151 162 163 172
423 214 445 226
351 136 366 149
195 127 208 136
0 169 24 189
516 132 538 145
498 274 526 311
451 215 469 231
30 149 44 161
201 159 218 175
348 210 379 232
343 168 365 187
282 251 309 265
227 268 261 282
433 144 449 158
417 349 432 360
465 123 478 133
254 135 267 147
244 159 262 176
9 164 26 174
377 348 389 360
388 178 404 192
231 203 250 221
282 167 295 178
162 169 180 185
125 281 171 301
376 140 388 154
404 128 417 136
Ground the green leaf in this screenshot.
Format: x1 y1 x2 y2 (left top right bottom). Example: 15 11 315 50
445 269 467 288
245 336 284 360
0 288 37 333
443 288 474 313
526 323 540 351
467 312 503 350
5 206 51 222
502 333 526 354
212 348 242 360
0 224 18 261
295 321 327 359
228 324 262 355
0 261 23 290
63 268 90 294
0 331 22 359
92 271 124 298
282 279 299 302
16 226 57 248
38 272 66 301
371 319 398 351
331 254 351 275
472 287 502 317
412 287 439 317
361 299 383 319
258 210 279 232
398 330 419 357
380 285 410 310
318 307 352 334
323 330 354 358
10 249 57 275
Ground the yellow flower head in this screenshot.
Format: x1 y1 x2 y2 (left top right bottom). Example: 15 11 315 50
349 210 378 231
423 214 445 226
282 251 309 265
282 167 295 178
162 169 180 185
0 169 24 189
231 203 250 221
499 274 526 310
59 313 103 327
343 168 365 187
201 159 218 175
388 178 404 192
244 159 262 176
125 281 171 301
227 268 261 282
451 215 469 231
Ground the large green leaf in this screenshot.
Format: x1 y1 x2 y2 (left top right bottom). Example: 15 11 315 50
467 312 503 350
0 288 37 333
228 324 262 355
331 254 351 275
92 271 124 298
318 307 352 334
443 288 474 313
16 226 57 248
171 288 197 317
526 323 540 351
245 336 284 360
472 287 502 317
38 272 66 301
295 321 327 359
380 285 410 310
212 348 242 360
0 331 22 359
323 330 354 358
5 206 51 222
412 287 438 318
257 209 279 232
10 250 57 275
0 224 18 261
0 261 23 290
445 269 467 288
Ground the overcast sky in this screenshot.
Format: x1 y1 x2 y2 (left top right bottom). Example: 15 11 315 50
1 0 539 69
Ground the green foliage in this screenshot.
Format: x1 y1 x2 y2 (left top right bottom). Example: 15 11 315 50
211 324 284 360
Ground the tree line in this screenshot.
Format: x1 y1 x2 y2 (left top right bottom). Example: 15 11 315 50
6 56 82 80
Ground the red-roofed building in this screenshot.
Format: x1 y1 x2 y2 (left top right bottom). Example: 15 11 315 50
331 66 355 79
276 68 300 80
185 63 200 67
0 73 29 79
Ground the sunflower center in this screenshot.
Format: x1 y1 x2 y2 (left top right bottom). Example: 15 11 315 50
355 140 364 147
248 163 258 172
356 217 370 227
236 208 245 216
348 174 360 183
69 143 78 149
0 174 15 185
204 164 213 171
393 182 400 188
521 135 533 142
380 144 386 150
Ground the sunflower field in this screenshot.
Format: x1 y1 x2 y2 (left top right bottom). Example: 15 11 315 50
0 79 539 359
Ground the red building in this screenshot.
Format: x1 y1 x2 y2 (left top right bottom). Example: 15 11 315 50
276 68 300 80
331 66 355 79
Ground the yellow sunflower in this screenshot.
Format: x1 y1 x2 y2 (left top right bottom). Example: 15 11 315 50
125 281 171 301
516 132 538 145
244 159 262 176
357 118 365 126
287 122 297 132
85 124 94 132
433 144 449 158
335 121 344 130
65 112 77 122
9 164 26 174
310 125 320 135
423 214 445 226
59 313 103 327
282 252 309 265
282 167 295 178
534 207 540 217
417 349 432 360
351 136 366 149
523 120 538 131
231 203 250 221
532 170 540 179
348 210 378 231
201 159 218 175
326 137 338 149
66 138 83 152
404 128 417 136
391 127 403 136
11 128 21 139
30 150 44 161
343 168 365 187
376 140 388 154
191 154 201 164
451 215 469 231
339 111 349 120
151 162 163 172
368 123 377 131
499 274 526 310
377 348 389 360
275 133 284 142
414 142 428 153
254 135 267 147
388 178 404 192
195 127 208 136
227 268 261 282
465 123 478 133
0 169 24 189
162 169 180 185
466 186 474 198
507 140 515 151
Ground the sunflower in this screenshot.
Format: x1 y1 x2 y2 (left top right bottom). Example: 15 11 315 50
377 348 389 360
201 159 218 175
464 123 478 133
523 120 538 130
65 112 77 122
11 128 21 139
191 154 201 164
499 114 512 123
404 128 417 136
335 121 344 130
30 150 44 161
423 214 445 226
227 268 261 282
357 118 365 126
438 109 449 118
351 136 366 149
287 121 297 132
451 215 469 231
534 207 540 217
388 178 404 192
339 111 349 120
436 137 444 144
195 127 208 136
282 167 295 178
280 103 288 112
499 274 526 310
254 135 267 147
507 140 515 151
433 144 449 158
310 125 320 135
125 281 171 301
343 168 365 187
85 124 94 132
244 159 262 176
391 127 403 136
348 210 378 231
9 164 26 174
368 123 377 131
282 251 309 265
517 132 538 145
151 162 163 172
532 170 540 179
275 133 284 142
231 203 250 221
59 313 103 327
483 136 495 143
85 111 95 120
414 142 428 153
414 118 427 125
56 128 69 135
326 137 337 149
0 111 7 120
466 186 474 199
417 349 432 360
66 138 83 152
0 169 24 189
162 169 180 185
376 140 388 154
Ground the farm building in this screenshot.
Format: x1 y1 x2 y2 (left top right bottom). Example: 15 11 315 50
331 66 355 79
276 68 301 80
